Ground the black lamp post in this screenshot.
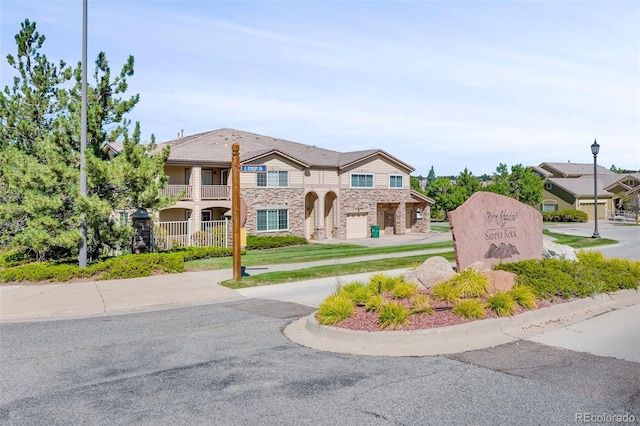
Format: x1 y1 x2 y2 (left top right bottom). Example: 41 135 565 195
591 139 600 238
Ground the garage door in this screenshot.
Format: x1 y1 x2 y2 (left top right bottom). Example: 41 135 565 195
346 213 368 239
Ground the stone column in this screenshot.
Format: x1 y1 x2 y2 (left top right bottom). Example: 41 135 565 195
396 201 406 235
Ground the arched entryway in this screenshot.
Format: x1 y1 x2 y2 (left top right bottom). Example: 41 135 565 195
324 191 337 239
305 192 318 240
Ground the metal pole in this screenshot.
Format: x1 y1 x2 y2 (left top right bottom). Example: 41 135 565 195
232 142 241 280
79 0 88 267
592 144 600 239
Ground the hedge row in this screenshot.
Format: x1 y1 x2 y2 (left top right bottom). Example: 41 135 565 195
494 251 640 300
542 210 588 223
169 246 234 261
0 253 186 283
245 235 308 250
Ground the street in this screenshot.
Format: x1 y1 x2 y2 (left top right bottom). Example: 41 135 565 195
1 300 638 425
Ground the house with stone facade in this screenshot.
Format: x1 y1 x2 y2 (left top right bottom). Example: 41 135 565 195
531 162 639 222
106 128 433 248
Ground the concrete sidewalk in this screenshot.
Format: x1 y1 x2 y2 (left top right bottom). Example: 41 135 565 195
0 231 453 323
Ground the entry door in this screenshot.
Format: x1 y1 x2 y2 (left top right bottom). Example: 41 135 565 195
202 170 213 185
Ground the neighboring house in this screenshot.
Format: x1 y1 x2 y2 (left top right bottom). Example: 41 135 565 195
105 128 433 248
531 162 636 221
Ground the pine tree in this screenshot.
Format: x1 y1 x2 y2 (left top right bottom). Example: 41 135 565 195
0 20 174 261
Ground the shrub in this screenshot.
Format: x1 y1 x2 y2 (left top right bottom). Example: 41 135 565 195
486 292 517 316
368 273 402 293
245 235 308 250
392 281 418 299
542 210 588 223
171 246 233 261
453 299 485 320
0 250 35 268
431 282 462 303
190 231 208 247
410 293 434 315
449 269 490 297
508 286 537 310
339 282 372 304
98 253 185 280
365 294 385 312
317 294 354 325
378 302 409 329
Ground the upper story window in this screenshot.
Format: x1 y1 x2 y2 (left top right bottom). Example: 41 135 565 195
351 173 373 188
389 174 403 188
257 170 288 187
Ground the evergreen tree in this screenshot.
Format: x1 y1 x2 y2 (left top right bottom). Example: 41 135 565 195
455 167 481 198
484 163 543 206
425 177 467 220
426 165 436 187
0 20 174 261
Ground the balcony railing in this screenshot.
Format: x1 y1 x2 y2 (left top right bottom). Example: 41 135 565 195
161 185 192 200
201 185 230 200
161 185 230 201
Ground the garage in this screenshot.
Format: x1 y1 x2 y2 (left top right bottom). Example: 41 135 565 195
346 212 368 239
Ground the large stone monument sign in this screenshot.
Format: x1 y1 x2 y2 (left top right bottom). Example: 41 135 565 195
448 192 542 271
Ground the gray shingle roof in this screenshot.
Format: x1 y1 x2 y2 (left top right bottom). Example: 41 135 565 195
548 174 621 197
539 162 615 178
156 128 414 171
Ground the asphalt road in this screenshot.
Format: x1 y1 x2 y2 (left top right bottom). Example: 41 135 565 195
1 299 638 425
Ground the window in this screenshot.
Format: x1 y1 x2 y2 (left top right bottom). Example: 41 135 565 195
221 169 229 185
257 209 289 231
257 170 288 187
545 182 552 190
202 170 212 185
185 169 191 185
201 210 211 221
118 211 128 224
542 201 558 212
351 173 374 188
389 175 403 188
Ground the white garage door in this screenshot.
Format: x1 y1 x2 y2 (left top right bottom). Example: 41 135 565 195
346 213 368 239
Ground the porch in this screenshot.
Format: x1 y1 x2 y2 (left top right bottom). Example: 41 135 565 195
154 220 230 250
160 185 230 201
606 209 638 224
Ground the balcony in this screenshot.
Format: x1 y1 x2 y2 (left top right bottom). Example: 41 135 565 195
161 185 230 201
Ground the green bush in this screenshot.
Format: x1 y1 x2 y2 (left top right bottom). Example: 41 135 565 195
508 286 537 310
431 282 462 303
0 250 35 268
339 282 372 304
368 273 402 293
170 246 233 261
317 294 354 325
448 269 490 297
495 256 640 300
453 299 485 320
245 235 308 250
410 293 434 315
378 302 409 329
542 210 588 223
486 292 517 317
365 294 385 312
392 281 419 299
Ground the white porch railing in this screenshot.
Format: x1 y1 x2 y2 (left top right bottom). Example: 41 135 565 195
161 185 192 200
606 209 637 223
154 220 229 250
201 185 230 200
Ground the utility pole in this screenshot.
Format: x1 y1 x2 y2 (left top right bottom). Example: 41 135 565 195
79 0 88 267
232 142 241 281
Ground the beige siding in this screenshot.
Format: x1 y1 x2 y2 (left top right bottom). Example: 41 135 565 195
305 168 340 187
165 166 189 185
159 208 189 221
239 156 304 188
340 157 410 190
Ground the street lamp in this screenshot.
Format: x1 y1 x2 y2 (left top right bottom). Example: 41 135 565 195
591 139 600 238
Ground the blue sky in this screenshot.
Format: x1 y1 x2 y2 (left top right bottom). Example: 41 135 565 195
1 0 638 176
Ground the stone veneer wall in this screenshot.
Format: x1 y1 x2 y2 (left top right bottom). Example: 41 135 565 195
242 188 305 237
340 189 413 239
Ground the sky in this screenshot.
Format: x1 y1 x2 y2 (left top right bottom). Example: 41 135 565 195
1 1 638 177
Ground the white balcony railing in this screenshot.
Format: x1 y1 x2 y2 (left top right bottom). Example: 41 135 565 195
161 185 192 200
201 185 230 200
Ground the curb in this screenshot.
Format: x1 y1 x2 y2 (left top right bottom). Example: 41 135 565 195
283 289 639 357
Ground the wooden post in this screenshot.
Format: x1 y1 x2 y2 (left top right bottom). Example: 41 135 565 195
232 142 242 281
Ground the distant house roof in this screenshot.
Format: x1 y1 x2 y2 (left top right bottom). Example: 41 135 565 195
604 173 640 195
547 174 621 198
538 162 615 178
155 128 415 172
530 165 552 178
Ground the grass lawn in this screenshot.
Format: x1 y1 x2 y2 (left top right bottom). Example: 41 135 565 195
221 252 457 289
185 240 453 271
542 229 617 248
